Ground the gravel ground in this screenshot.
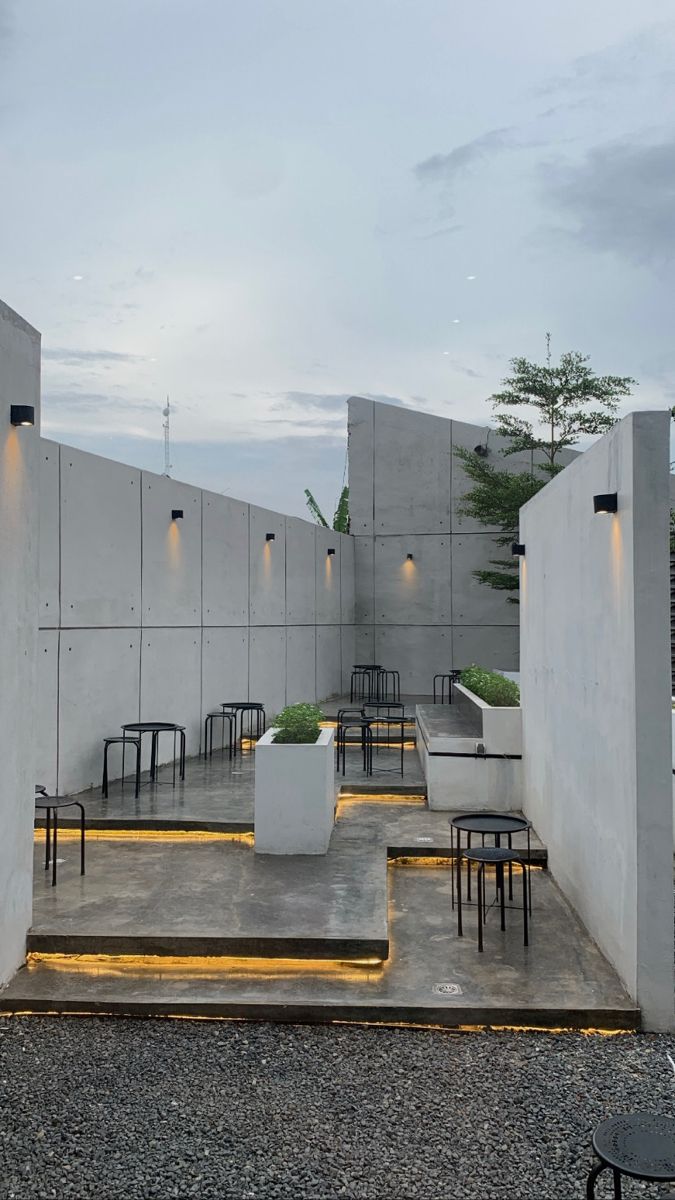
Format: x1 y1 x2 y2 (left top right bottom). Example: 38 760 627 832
2 1018 675 1200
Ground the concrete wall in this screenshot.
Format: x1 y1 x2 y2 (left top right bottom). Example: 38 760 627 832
39 443 354 794
348 397 575 691
520 411 673 1030
0 302 40 985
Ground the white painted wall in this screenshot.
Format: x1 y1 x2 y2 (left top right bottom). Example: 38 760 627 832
0 301 40 986
38 442 355 794
521 411 673 1031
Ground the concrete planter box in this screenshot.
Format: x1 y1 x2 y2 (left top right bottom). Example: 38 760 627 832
254 726 336 855
454 682 522 756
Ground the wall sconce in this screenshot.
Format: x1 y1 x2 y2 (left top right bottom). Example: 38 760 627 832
511 543 525 557
327 547 336 556
171 509 184 520
266 532 276 541
593 493 617 515
406 553 414 561
10 405 35 426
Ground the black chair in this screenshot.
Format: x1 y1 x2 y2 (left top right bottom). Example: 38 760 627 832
457 847 528 953
102 734 141 798
34 788 86 888
203 710 236 759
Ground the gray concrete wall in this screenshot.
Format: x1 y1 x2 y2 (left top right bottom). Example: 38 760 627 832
520 411 673 1030
0 302 40 985
348 397 576 691
38 442 354 794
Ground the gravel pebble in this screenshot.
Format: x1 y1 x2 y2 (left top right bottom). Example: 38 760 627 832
1 1018 675 1199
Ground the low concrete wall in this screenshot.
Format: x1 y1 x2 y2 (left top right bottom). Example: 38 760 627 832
0 302 40 986
416 706 521 812
38 441 356 794
520 411 673 1030
453 683 522 755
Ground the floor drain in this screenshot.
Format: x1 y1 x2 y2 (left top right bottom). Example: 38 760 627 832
432 983 463 996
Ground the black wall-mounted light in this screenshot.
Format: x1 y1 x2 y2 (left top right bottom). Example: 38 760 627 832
327 547 336 556
171 509 184 520
593 493 618 515
10 405 35 427
474 443 489 457
406 553 414 561
266 532 276 541
511 543 526 557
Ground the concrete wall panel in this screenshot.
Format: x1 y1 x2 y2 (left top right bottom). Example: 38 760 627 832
340 624 356 692
316 625 341 701
521 411 673 1029
316 526 341 624
451 534 518 626
58 628 141 794
285 517 316 624
450 420 538 534
61 447 141 628
374 625 453 694
202 491 249 626
39 441 60 627
340 534 355 625
142 475 202 627
354 536 374 623
374 535 451 625
286 625 316 704
140 627 201 762
0 301 40 985
249 506 286 626
249 626 286 717
347 396 374 535
36 629 59 794
373 402 452 535
202 627 249 720
453 625 519 671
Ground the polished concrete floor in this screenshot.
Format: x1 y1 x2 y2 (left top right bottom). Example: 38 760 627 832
5 777 638 1027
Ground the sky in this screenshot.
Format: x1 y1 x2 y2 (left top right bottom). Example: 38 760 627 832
1 0 674 518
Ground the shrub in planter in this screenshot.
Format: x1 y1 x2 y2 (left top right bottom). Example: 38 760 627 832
459 665 520 708
271 702 324 744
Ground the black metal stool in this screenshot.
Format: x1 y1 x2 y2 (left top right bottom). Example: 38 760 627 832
220 702 266 752
350 670 371 702
365 711 405 776
433 670 461 703
203 710 236 758
586 1112 675 1198
336 717 373 776
102 734 141 798
457 847 528 952
34 789 86 887
377 669 401 702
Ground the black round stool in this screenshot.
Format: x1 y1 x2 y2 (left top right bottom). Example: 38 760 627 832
203 710 236 759
586 1112 675 1198
457 847 528 952
337 718 373 777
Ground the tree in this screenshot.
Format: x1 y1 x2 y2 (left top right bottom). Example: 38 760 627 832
457 336 635 599
304 485 350 533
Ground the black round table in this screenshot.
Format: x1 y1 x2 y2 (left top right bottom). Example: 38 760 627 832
219 702 266 751
587 1112 675 1197
122 722 186 787
450 812 531 913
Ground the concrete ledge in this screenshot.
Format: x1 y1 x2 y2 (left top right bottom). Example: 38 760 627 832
454 683 522 756
416 705 522 811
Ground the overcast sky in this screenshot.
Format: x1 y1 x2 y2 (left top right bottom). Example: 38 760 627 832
1 0 674 517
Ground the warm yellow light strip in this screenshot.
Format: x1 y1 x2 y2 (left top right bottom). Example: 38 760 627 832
331 1019 634 1036
389 856 453 868
337 793 425 808
27 951 386 980
33 829 255 845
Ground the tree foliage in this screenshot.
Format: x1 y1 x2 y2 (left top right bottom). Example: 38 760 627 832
458 338 634 599
304 485 350 533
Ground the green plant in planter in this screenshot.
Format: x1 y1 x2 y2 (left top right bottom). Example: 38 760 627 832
459 665 520 707
271 703 324 744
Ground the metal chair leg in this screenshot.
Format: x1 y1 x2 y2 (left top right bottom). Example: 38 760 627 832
477 864 483 952
52 810 58 887
585 1161 607 1199
134 740 140 798
77 803 85 875
102 744 109 798
44 808 51 871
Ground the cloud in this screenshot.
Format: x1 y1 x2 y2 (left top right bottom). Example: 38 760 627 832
43 390 155 415
414 127 515 187
42 347 147 365
543 137 675 264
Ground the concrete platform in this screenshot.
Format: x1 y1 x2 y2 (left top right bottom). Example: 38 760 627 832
2 859 638 1029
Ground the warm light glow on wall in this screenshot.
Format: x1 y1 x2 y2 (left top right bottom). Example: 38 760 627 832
167 520 182 571
611 510 623 602
262 539 273 580
401 556 417 582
